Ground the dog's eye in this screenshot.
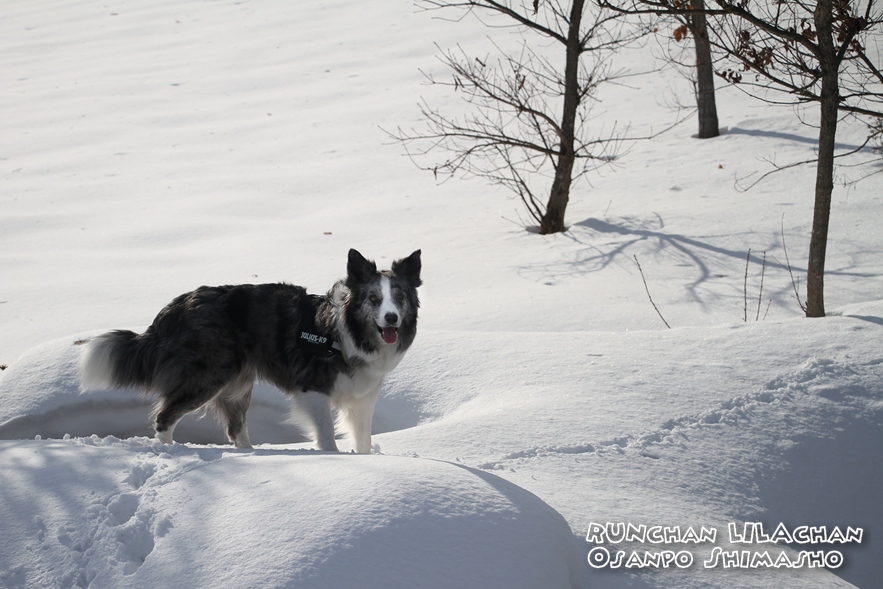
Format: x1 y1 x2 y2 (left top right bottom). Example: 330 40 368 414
369 295 381 305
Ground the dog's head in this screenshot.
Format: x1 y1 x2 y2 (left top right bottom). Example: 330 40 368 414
345 249 421 347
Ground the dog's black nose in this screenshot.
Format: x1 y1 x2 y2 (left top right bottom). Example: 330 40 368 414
385 312 399 325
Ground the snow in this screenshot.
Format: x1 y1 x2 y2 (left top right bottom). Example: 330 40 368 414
1 1 881 588
0 437 579 589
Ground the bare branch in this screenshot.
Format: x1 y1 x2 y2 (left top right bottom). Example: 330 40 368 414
397 0 673 233
418 0 569 43
634 255 672 329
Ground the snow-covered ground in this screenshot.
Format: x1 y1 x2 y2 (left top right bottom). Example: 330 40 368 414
1 1 881 588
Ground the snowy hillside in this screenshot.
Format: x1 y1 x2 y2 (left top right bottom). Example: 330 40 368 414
1 1 881 588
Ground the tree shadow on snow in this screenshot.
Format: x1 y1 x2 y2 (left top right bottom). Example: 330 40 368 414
519 215 875 314
726 127 871 153
574 216 790 277
517 215 787 313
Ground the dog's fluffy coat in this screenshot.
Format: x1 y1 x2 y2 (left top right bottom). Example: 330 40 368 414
81 249 421 453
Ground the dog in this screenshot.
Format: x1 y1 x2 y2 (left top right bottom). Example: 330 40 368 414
80 249 421 453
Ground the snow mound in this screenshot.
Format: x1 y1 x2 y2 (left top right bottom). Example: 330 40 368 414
0 438 581 589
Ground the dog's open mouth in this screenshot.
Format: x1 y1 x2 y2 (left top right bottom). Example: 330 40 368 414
379 326 398 345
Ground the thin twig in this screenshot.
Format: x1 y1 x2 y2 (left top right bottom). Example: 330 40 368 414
781 215 807 312
743 248 751 323
755 251 767 321
634 255 671 329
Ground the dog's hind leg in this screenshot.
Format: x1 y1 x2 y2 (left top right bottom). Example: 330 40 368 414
291 391 338 452
153 383 223 446
214 378 254 449
153 403 186 446
155 424 176 446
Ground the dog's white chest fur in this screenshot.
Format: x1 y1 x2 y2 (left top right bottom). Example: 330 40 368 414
332 347 405 400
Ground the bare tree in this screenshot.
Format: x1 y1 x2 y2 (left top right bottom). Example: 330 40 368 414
393 0 651 234
685 0 720 138
655 0 721 137
606 0 883 316
712 0 883 317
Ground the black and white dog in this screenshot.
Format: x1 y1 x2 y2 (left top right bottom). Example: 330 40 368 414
80 249 421 453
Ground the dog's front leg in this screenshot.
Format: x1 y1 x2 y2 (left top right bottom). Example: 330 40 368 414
293 391 339 452
339 385 382 454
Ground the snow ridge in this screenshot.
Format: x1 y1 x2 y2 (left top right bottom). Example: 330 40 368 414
476 357 882 471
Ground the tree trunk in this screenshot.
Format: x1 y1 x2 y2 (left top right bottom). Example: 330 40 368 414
806 0 838 317
689 0 719 139
540 0 585 235
542 155 575 234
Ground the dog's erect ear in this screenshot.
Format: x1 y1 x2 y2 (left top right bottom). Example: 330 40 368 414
347 249 377 285
392 249 422 287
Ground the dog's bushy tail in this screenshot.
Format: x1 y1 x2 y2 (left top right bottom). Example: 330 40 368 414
80 330 156 392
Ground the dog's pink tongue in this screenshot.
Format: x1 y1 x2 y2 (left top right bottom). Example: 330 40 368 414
382 327 398 344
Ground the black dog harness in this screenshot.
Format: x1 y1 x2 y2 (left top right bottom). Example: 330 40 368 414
296 294 341 358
